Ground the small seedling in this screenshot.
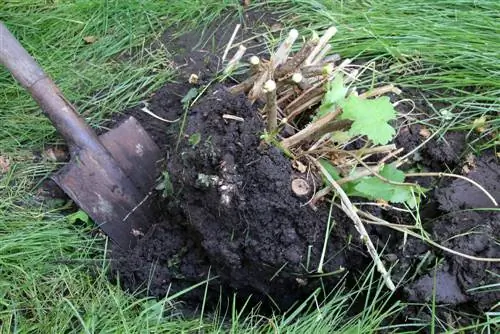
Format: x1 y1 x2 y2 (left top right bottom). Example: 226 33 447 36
188 132 201 147
155 171 174 198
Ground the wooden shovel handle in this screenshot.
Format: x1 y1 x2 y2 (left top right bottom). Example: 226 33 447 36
0 21 103 153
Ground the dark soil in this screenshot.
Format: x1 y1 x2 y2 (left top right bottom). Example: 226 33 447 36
111 86 361 309
81 6 499 321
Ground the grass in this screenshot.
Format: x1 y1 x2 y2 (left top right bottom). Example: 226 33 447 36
0 0 498 332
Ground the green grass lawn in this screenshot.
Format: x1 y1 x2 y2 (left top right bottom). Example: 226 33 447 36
0 0 498 332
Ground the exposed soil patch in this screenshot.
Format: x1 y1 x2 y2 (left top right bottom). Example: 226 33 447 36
94 7 500 318
111 86 360 309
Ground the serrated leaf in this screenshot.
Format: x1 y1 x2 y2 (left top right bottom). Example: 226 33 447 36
351 164 418 207
339 95 396 145
379 163 405 183
316 75 347 119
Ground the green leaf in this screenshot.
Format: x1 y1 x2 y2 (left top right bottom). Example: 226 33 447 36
181 87 198 108
316 74 347 119
351 164 418 207
319 159 341 180
188 132 201 147
339 95 397 145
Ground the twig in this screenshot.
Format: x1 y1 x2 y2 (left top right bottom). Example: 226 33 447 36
286 94 324 121
264 80 278 132
281 108 342 148
222 114 244 122
405 172 498 207
275 36 319 78
248 62 271 102
302 63 334 78
359 85 402 99
284 77 327 111
228 74 258 95
221 24 241 62
316 160 396 291
271 29 299 69
311 44 332 65
305 26 337 66
224 44 247 74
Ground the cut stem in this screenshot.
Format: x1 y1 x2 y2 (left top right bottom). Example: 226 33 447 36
221 24 241 62
271 29 299 69
275 36 319 78
305 26 337 66
281 108 341 148
264 79 278 132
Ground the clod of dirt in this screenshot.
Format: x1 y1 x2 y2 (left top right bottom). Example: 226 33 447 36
436 153 499 211
396 125 466 170
111 87 358 309
407 266 468 304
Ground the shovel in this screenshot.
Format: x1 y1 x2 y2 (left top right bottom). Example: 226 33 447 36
0 22 161 249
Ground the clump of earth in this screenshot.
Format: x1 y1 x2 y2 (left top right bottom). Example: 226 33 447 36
104 9 499 316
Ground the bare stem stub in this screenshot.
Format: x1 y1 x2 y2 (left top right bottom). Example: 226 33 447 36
263 79 277 132
249 56 260 74
271 29 299 69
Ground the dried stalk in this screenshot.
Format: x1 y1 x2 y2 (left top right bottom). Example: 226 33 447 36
405 172 498 206
224 45 247 74
281 109 341 148
310 43 332 65
264 80 278 132
359 84 402 99
275 37 319 78
316 160 396 291
271 29 299 68
228 74 258 95
359 210 500 263
304 26 337 66
222 24 241 62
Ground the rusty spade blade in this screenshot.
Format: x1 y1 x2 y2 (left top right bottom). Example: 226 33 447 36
0 22 161 248
53 116 161 248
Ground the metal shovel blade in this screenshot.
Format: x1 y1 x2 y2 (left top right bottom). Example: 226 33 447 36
52 116 161 248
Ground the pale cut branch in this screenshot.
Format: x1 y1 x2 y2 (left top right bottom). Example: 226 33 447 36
263 80 278 132
271 29 299 68
304 26 337 66
281 109 342 149
316 160 396 291
221 24 241 62
275 37 319 78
